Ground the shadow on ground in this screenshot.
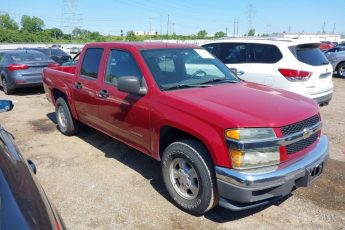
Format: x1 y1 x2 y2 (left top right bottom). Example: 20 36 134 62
9 87 45 96
47 112 290 222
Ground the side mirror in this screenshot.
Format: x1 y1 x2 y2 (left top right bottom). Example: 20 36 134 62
229 68 238 74
117 76 147 95
0 100 14 113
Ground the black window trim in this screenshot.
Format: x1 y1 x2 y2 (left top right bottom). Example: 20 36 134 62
80 47 104 80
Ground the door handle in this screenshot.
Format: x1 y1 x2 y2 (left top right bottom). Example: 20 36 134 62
99 89 109 98
75 82 82 89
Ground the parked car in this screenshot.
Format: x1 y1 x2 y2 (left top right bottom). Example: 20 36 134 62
202 39 333 106
22 48 72 65
61 52 80 66
0 100 66 229
43 42 328 215
324 46 345 77
319 41 334 50
69 46 82 54
0 50 58 94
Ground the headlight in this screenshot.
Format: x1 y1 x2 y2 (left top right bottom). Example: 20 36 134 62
225 128 280 170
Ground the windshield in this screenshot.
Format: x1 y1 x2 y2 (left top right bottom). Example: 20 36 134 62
141 48 239 90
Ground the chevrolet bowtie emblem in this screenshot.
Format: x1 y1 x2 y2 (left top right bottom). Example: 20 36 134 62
302 128 313 139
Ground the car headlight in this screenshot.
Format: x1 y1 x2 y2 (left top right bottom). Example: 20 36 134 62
225 128 280 170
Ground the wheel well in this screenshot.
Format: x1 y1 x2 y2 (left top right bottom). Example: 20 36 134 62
159 126 210 159
52 88 66 102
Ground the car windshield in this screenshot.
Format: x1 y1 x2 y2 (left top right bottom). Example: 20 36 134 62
141 48 239 90
9 52 51 62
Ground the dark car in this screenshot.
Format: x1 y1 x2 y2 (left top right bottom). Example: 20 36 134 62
0 50 58 94
0 100 66 229
23 48 71 65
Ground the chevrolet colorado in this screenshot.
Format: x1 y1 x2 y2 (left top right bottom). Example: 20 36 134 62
43 42 328 215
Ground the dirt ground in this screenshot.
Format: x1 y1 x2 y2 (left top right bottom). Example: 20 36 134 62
0 77 344 230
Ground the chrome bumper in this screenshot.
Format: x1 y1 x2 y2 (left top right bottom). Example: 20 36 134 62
215 135 329 210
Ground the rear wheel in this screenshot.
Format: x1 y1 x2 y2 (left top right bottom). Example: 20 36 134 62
55 97 78 135
1 77 14 95
337 62 345 77
161 139 218 215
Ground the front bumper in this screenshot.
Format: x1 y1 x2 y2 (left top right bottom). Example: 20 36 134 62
215 135 329 211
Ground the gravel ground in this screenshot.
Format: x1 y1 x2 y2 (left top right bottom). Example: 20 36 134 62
0 77 344 229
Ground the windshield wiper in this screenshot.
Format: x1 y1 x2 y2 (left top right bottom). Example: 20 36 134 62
200 78 239 85
161 84 212 91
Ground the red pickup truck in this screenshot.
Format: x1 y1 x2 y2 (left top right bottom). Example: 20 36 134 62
43 42 328 215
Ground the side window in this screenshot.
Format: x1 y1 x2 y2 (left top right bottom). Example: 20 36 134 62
202 44 217 55
80 48 104 79
105 50 142 85
219 43 247 64
250 44 282 63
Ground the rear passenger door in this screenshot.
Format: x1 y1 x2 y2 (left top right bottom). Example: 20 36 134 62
217 43 251 79
247 43 283 86
73 47 104 127
97 49 151 154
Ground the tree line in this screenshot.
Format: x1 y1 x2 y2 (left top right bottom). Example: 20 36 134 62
0 13 263 43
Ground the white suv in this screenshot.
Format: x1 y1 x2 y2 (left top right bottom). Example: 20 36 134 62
202 39 333 106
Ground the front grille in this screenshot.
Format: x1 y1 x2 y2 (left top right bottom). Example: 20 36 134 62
280 114 320 155
286 133 318 154
280 115 320 136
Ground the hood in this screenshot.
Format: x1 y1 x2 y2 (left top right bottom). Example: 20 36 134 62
164 82 319 128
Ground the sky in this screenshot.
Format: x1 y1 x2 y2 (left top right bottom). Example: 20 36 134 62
1 0 344 36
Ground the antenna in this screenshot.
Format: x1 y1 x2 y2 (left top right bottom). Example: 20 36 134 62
61 0 83 35
295 30 304 39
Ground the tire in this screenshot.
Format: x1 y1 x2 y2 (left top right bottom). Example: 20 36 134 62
1 77 14 95
337 62 345 78
55 97 78 135
161 139 218 215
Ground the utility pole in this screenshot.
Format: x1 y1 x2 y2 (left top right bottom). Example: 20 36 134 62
236 19 239 36
233 19 239 36
332 23 336 34
172 22 175 35
166 14 170 37
322 21 326 34
148 17 153 40
225 27 228 36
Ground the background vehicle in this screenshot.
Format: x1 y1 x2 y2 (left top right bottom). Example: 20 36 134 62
0 50 58 94
202 39 334 106
61 52 80 66
324 46 345 77
43 42 328 215
0 100 65 229
22 48 72 65
69 46 82 54
319 41 334 50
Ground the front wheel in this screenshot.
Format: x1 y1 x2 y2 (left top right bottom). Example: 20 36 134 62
55 97 78 135
161 139 218 215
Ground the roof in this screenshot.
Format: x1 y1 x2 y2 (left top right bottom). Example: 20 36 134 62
202 38 321 46
85 42 200 50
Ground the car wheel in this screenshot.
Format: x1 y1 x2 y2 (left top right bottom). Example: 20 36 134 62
337 62 345 77
161 139 218 215
55 97 78 135
1 77 14 95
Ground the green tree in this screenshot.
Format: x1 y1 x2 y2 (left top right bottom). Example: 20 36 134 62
126 30 137 41
214 31 226 38
197 30 207 39
247 29 256 36
0 13 19 30
21 15 45 32
45 28 63 39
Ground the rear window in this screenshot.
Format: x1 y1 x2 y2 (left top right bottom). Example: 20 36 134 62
9 52 51 62
250 44 282 63
290 44 329 66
